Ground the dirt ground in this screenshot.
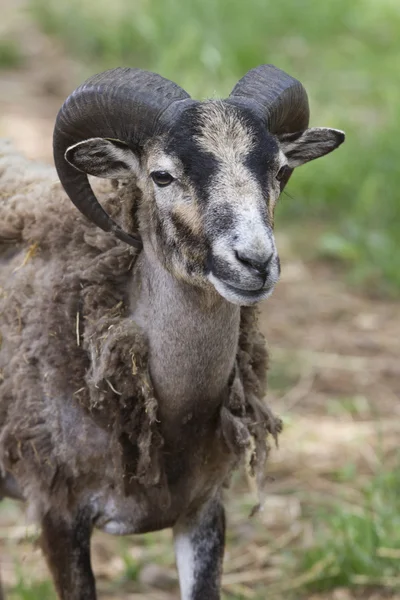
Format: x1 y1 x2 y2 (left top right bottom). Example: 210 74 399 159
1 5 399 599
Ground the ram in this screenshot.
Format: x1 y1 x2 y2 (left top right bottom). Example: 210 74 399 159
0 65 344 600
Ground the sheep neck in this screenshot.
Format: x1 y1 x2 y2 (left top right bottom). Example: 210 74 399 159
130 246 241 435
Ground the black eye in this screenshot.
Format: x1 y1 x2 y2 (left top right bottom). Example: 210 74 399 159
276 165 290 182
151 171 175 187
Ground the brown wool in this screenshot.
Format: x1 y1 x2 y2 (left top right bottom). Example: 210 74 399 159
0 141 281 515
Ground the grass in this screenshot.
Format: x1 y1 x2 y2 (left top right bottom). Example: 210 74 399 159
299 467 400 594
9 575 56 600
28 0 400 295
0 40 23 68
3 443 400 598
1 2 399 598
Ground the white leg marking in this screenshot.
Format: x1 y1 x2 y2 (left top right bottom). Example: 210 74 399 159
174 531 195 600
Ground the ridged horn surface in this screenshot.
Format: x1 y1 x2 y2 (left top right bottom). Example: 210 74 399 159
53 68 194 247
228 65 310 190
228 64 309 134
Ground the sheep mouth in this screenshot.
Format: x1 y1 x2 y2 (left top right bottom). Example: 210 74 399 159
208 271 275 305
223 281 268 297
223 280 275 301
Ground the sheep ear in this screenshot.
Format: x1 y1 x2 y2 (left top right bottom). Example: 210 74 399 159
64 137 140 178
278 127 345 168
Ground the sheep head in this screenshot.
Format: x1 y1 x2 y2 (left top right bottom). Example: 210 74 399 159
53 65 344 306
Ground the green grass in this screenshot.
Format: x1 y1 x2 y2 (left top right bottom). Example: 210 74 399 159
326 396 371 419
299 466 400 593
5 465 400 598
9 574 56 600
0 40 23 68
29 0 400 295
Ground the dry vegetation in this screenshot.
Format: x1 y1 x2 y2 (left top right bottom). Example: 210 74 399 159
1 1 399 598
1 252 399 600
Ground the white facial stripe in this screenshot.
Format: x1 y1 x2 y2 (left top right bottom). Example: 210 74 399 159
195 102 276 212
207 152 274 243
188 102 282 304
195 101 255 163
236 200 275 251
196 104 278 268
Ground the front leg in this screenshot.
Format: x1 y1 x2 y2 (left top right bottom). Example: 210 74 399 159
173 497 226 600
40 506 96 600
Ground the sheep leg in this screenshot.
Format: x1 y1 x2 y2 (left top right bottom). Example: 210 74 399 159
173 497 225 600
40 506 96 600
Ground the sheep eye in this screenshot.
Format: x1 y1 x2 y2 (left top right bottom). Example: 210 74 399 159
151 171 175 187
276 165 290 182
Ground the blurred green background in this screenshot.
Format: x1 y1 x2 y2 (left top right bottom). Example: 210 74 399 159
26 0 400 294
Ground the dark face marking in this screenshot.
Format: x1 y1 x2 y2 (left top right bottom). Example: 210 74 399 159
144 101 283 304
166 107 220 205
244 121 281 193
206 203 236 236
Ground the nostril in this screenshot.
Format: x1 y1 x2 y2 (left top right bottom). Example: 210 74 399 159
235 251 273 276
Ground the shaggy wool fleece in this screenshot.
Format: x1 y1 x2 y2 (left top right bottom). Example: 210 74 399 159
0 140 281 512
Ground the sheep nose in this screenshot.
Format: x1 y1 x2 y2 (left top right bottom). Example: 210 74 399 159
235 250 273 277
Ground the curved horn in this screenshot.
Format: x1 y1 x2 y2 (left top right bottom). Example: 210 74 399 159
227 65 310 191
228 64 310 134
53 68 194 247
